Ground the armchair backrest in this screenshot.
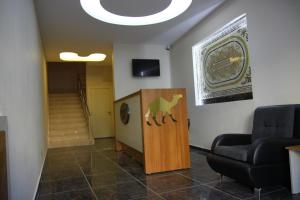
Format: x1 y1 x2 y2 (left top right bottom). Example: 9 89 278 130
293 105 300 139
251 105 295 142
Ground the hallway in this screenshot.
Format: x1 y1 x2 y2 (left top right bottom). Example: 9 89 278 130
35 139 298 200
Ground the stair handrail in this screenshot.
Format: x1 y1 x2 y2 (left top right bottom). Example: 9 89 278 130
77 77 91 118
77 76 94 144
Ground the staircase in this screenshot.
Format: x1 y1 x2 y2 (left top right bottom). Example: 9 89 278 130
49 93 93 148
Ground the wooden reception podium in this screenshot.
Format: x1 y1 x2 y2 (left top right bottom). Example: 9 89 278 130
114 89 190 174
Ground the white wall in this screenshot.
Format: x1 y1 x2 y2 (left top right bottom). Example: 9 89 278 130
113 44 172 100
170 0 300 149
0 0 47 199
115 95 143 152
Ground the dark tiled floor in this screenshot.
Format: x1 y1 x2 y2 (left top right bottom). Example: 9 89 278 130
36 139 300 200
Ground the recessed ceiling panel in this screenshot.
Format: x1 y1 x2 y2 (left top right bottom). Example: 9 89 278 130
101 0 172 17
34 0 225 62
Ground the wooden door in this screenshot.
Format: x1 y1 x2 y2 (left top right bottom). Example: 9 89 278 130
89 88 113 138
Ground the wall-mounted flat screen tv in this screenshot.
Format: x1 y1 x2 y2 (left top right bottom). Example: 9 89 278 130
132 59 160 77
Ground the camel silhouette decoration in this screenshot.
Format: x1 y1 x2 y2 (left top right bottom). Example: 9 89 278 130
145 94 183 126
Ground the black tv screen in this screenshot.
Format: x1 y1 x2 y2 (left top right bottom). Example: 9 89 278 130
132 59 160 77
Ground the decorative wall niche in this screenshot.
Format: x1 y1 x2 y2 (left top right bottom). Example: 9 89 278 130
193 14 253 105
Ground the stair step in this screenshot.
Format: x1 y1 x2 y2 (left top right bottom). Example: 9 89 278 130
50 105 82 108
49 102 81 107
50 97 80 101
49 109 83 116
49 93 78 97
49 130 89 137
49 106 82 112
48 141 94 149
48 134 90 141
49 97 80 101
49 123 88 130
49 124 88 131
49 124 88 134
49 115 86 122
49 102 82 106
48 92 92 148
50 99 80 103
49 113 85 120
49 108 85 115
49 96 80 100
50 117 86 124
49 133 90 140
48 137 93 149
49 95 80 99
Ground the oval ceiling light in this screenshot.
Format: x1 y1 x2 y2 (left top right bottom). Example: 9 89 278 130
59 52 106 62
80 0 193 26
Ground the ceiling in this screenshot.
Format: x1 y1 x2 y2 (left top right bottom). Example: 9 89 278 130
35 0 225 64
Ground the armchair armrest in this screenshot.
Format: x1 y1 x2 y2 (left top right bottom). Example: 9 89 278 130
211 134 252 151
250 137 300 165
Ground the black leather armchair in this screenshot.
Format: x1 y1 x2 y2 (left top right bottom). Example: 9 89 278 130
207 105 300 191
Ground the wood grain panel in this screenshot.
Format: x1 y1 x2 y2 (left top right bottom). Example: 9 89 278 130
0 131 8 200
140 89 190 174
286 145 300 151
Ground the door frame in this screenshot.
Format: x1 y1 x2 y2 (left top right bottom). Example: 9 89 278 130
86 84 115 138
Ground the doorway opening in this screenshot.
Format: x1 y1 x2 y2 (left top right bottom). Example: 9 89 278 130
46 61 114 148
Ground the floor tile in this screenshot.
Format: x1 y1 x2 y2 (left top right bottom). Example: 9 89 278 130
177 166 220 184
247 188 300 200
190 151 208 162
123 166 174 181
37 177 89 196
37 189 96 200
87 170 136 188
45 150 75 159
75 152 120 175
37 139 296 200
74 149 102 158
190 155 211 169
43 155 77 171
141 173 200 193
190 146 210 154
209 180 254 199
47 147 73 155
41 166 83 182
102 149 120 161
208 180 284 199
93 181 159 200
70 145 96 153
113 153 143 168
161 185 238 200
81 161 121 176
101 149 143 169
94 138 115 151
122 166 146 179
132 195 164 200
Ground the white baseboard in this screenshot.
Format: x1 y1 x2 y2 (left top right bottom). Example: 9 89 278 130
32 150 47 200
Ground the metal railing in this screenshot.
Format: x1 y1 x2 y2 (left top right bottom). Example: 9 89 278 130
77 77 94 142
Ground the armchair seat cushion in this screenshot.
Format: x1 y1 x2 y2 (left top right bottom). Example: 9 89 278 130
214 145 251 162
